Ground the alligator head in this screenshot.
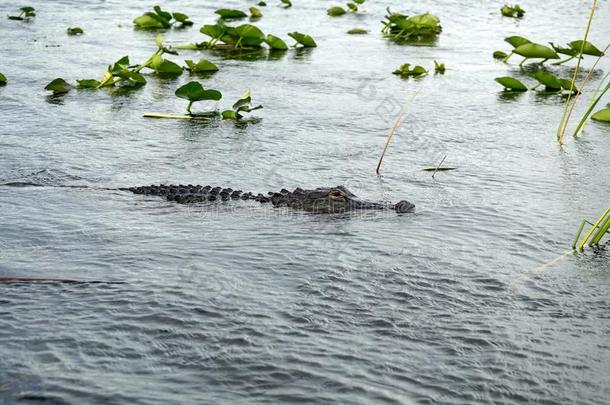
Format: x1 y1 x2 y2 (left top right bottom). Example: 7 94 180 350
270 186 415 213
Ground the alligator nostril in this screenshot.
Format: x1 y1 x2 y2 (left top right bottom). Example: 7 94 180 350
394 200 415 213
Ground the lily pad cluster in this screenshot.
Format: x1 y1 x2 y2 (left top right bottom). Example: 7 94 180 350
327 0 366 17
393 61 445 78
381 9 442 42
133 5 193 29
175 82 262 120
495 36 604 66
501 4 525 18
8 6 35 20
495 71 579 94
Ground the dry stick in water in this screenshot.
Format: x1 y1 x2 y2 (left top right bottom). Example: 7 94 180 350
557 0 597 144
431 155 447 178
375 90 420 175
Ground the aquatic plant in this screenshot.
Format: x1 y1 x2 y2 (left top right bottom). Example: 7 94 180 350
175 81 222 114
501 37 560 66
67 27 83 36
133 6 193 29
531 71 579 94
0 72 6 85
249 7 263 18
434 60 445 74
347 28 368 35
327 0 365 16
591 105 610 122
215 9 248 20
221 89 263 120
8 6 35 20
551 40 604 65
381 9 442 42
501 4 525 18
572 207 610 251
572 74 610 133
45 78 72 94
288 32 317 47
495 76 528 91
258 1 267 6
280 0 292 8
393 64 428 78
195 21 288 50
184 59 219 73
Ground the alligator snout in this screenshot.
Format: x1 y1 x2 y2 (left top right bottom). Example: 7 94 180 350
394 200 415 213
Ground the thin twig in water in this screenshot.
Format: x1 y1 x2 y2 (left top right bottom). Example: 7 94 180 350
375 89 420 176
431 154 447 178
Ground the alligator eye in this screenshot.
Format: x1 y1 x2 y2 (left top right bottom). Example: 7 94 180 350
329 190 345 199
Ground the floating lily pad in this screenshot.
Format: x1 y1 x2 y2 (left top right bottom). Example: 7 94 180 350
265 34 288 50
288 32 317 47
495 76 527 91
234 24 265 46
185 59 219 72
67 27 83 35
45 78 72 94
493 50 508 59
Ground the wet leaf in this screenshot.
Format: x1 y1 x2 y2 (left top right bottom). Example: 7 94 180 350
559 79 578 94
222 110 238 120
504 35 531 48
569 40 604 57
232 89 252 111
0 72 6 85
76 79 100 88
501 4 525 18
434 60 445 74
327 7 347 16
133 12 168 29
347 28 368 35
347 3 358 12
235 24 265 46
551 42 578 56
175 81 222 102
514 43 559 59
67 27 83 35
493 50 508 59
393 64 428 77
150 55 183 75
495 76 527 91
153 6 172 22
117 71 146 87
185 59 219 72
288 32 317 47
172 12 192 25
532 71 562 90
215 9 247 19
591 108 610 122
249 7 262 18
45 78 72 94
109 56 130 76
200 24 226 39
265 34 288 50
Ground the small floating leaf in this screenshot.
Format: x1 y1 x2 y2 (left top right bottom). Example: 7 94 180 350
45 78 72 94
591 108 610 122
532 71 562 90
67 27 83 35
434 60 445 74
347 28 368 35
280 0 292 8
504 35 531 48
185 58 219 72
514 43 559 59
288 32 317 47
150 55 183 75
258 1 267 6
568 40 604 57
265 34 288 50
76 79 101 88
347 3 358 12
393 64 428 77
249 7 262 18
495 76 527 91
221 110 238 120
215 9 247 19
493 50 508 59
172 12 193 25
501 4 525 18
327 7 347 16
175 82 222 102
0 72 6 85
133 13 168 29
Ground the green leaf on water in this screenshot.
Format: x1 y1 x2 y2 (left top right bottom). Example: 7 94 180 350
501 4 525 18
327 7 347 16
591 108 610 122
393 63 428 77
233 89 252 111
514 42 559 59
45 78 72 94
133 12 168 29
288 32 317 47
558 79 578 94
172 12 193 25
234 24 265 46
153 6 172 22
504 35 531 48
109 56 130 76
215 9 247 19
568 40 604 57
353 0 365 3
532 71 562 90
175 81 222 102
150 55 183 75
280 0 292 8
347 28 368 35
222 110 238 120
434 60 445 74
0 72 6 85
76 79 101 88
67 27 83 35
495 76 527 91
258 1 267 6
265 34 288 50
493 50 508 59
347 3 358 12
117 70 147 87
200 24 227 39
185 59 219 72
249 7 263 18
551 42 578 57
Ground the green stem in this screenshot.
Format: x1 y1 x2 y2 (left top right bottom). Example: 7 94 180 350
590 214 610 245
572 219 587 249
186 101 193 114
502 52 514 63
573 82 610 137
552 55 576 65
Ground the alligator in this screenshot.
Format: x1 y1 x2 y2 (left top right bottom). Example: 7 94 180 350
121 184 415 213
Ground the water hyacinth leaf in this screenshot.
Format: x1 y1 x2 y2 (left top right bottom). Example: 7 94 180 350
175 81 222 102
153 6 172 22
532 71 562 90
133 13 168 28
591 108 610 122
347 28 368 35
222 110 238 120
493 50 508 59
434 60 445 74
505 35 531 48
558 79 578 94
288 32 317 47
76 79 100 88
569 40 604 57
393 64 428 77
172 12 192 25
249 7 262 18
327 7 346 16
200 24 226 39
118 71 146 87
495 76 527 91
232 89 252 110
235 24 265 43
551 42 578 56
514 43 559 59
109 56 130 75
347 3 358 12
215 9 247 19
0 72 7 85
150 55 183 75
185 59 219 72
265 34 288 50
67 27 83 35
45 78 72 94
280 0 292 8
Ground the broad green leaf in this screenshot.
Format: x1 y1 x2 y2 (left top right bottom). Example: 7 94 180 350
0 72 6 85
532 71 562 90
347 28 368 35
235 24 265 41
109 56 130 76
249 7 262 18
327 7 347 16
288 32 317 47
551 42 577 56
265 34 288 50
514 42 559 59
133 13 167 28
215 9 247 19
150 55 183 75
153 6 172 22
200 24 226 39
504 35 531 48
76 79 100 88
558 79 578 94
117 71 146 87
45 78 72 94
172 12 192 24
493 50 508 59
591 108 610 122
222 110 238 120
232 89 252 110
494 76 527 91
347 3 358 12
67 27 83 35
175 81 222 102
569 40 604 57
20 6 35 13
185 59 219 72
